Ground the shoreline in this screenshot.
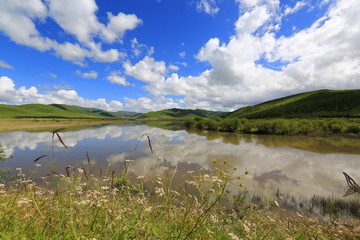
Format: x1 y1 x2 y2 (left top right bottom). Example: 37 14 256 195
0 118 135 133
1 118 360 139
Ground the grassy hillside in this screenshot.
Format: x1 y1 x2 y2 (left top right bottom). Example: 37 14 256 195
226 89 360 118
137 108 227 119
0 104 140 118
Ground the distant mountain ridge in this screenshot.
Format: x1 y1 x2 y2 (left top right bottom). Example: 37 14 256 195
0 104 141 118
2 90 360 119
225 89 360 119
136 108 228 119
0 104 226 119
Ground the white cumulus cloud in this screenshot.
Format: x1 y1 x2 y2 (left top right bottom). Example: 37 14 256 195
124 96 180 113
106 71 132 86
283 1 308 16
0 76 123 111
0 0 141 64
138 0 360 111
76 70 98 79
196 0 220 16
123 56 167 83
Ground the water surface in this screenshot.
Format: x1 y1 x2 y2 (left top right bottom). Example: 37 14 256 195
1 122 359 199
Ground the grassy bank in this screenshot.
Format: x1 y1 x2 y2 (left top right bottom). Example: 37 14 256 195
0 118 136 133
0 158 359 239
185 117 360 136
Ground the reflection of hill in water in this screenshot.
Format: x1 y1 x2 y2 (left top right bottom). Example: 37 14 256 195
142 121 185 131
53 122 143 133
26 121 360 155
185 128 360 155
19 121 143 134
2 122 360 199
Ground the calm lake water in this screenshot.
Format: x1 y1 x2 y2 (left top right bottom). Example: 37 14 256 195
1 122 360 199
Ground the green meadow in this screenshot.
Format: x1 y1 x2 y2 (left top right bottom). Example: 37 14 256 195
0 104 140 119
225 89 360 119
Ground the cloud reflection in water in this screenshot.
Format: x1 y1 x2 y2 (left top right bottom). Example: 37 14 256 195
0 123 359 199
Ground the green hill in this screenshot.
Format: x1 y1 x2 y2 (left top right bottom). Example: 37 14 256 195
0 104 141 118
137 108 228 119
225 89 360 119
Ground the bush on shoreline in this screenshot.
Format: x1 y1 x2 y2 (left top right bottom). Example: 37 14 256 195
185 117 360 136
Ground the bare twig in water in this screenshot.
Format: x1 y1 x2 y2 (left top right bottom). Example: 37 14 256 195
132 133 154 156
343 172 360 197
52 129 68 149
33 155 48 162
65 166 73 177
86 151 91 167
147 135 153 154
111 171 115 189
81 167 88 180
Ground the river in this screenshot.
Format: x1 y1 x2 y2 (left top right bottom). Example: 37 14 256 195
1 122 359 200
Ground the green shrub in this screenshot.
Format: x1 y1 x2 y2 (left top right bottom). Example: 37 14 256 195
328 120 346 133
209 117 222 122
195 120 206 130
220 118 240 132
205 119 220 130
346 124 360 134
255 121 272 134
184 118 196 128
272 120 291 135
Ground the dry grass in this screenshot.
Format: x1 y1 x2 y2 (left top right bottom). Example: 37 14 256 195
0 118 133 133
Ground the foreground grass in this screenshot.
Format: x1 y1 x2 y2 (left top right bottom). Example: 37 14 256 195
0 161 359 240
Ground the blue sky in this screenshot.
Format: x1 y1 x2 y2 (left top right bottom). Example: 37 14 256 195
0 0 359 112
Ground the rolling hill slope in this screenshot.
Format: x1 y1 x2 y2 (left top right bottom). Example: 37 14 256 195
0 104 141 118
137 108 228 119
225 89 360 119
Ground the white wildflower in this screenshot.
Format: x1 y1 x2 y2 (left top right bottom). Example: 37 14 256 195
185 180 196 186
155 187 165 197
228 232 239 240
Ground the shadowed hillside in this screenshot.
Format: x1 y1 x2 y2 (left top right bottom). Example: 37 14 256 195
137 108 228 119
225 89 360 118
